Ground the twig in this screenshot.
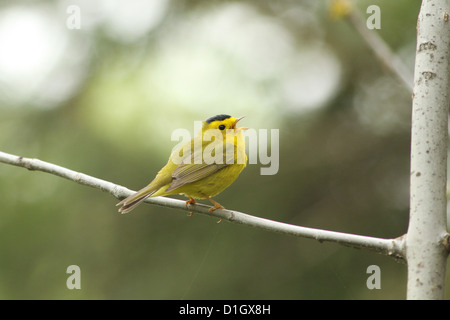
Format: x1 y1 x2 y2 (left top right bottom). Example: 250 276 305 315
0 150 405 260
348 9 414 93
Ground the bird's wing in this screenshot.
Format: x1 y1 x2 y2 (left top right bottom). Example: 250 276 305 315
165 142 236 192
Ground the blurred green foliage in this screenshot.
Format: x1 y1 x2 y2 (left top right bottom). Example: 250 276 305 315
1 0 445 300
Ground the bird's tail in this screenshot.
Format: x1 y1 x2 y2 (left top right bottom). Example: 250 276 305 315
116 184 159 214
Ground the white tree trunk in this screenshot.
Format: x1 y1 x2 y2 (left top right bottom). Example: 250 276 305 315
406 0 450 300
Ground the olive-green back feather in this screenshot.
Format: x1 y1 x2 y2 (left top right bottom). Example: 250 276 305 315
165 139 238 192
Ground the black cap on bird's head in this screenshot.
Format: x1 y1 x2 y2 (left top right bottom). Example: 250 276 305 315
205 114 232 123
203 114 247 132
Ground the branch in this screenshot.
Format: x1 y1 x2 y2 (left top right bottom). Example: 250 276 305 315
0 150 405 260
347 7 414 93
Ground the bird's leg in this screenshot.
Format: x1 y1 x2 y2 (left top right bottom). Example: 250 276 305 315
185 197 196 216
206 197 225 212
205 197 225 223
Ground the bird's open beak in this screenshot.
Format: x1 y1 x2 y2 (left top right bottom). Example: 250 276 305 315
231 116 248 130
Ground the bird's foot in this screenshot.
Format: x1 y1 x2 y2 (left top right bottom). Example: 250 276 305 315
208 203 225 213
206 197 225 223
185 197 196 216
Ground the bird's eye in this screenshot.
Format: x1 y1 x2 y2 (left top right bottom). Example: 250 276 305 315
218 124 226 130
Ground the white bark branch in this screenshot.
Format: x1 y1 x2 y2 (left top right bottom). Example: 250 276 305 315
0 150 405 260
406 0 450 300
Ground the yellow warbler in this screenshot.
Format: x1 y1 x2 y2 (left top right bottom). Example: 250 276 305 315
117 114 248 214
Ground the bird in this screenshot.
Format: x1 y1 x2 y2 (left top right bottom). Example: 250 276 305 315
116 114 248 214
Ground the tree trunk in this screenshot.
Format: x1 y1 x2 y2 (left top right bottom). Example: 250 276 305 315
406 0 450 300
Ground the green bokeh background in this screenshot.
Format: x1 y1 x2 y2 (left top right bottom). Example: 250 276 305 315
1 0 447 299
